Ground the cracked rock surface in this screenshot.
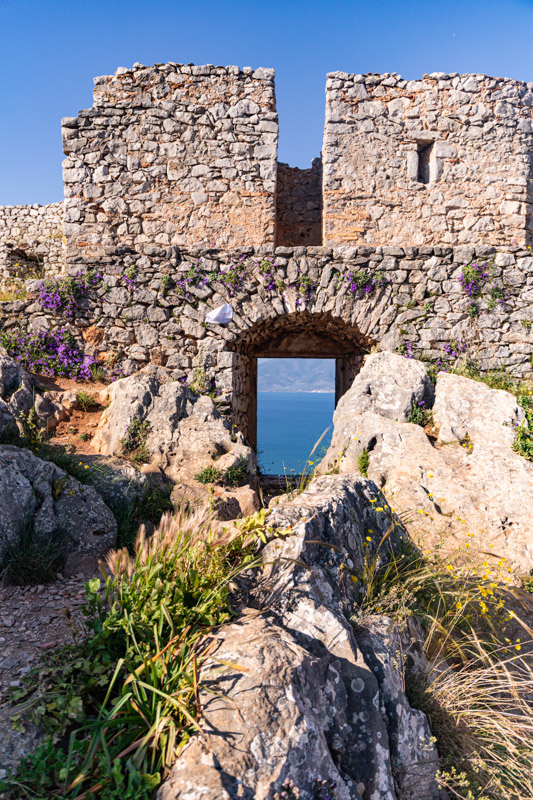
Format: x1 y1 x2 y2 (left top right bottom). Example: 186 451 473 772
319 352 533 574
158 476 440 800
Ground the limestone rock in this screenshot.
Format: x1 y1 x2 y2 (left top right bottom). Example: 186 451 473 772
0 348 69 434
433 371 525 448
319 358 533 573
326 352 433 461
92 365 256 483
171 481 259 520
158 476 440 800
0 444 116 576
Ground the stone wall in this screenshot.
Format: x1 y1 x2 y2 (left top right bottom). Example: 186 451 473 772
322 72 533 247
275 159 322 246
62 63 278 264
0 203 64 284
1 244 532 444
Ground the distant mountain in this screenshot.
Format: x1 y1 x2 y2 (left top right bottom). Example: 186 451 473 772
258 358 335 392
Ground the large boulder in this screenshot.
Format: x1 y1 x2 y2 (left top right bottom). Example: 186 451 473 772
319 356 533 573
158 476 440 800
92 366 256 483
0 444 116 577
326 351 433 462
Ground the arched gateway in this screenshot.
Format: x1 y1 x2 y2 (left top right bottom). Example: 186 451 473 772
227 311 369 449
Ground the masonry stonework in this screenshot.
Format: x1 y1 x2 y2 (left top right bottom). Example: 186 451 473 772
275 160 322 246
1 63 533 446
0 203 64 284
62 63 278 263
323 71 533 247
1 243 532 446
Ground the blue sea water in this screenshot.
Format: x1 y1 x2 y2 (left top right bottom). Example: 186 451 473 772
257 392 335 474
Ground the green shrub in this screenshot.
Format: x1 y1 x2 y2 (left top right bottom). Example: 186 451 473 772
224 457 249 487
76 390 98 412
195 465 223 484
407 399 433 427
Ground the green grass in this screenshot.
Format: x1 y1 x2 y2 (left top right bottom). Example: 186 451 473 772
353 529 533 800
0 511 262 799
76 391 99 412
2 515 67 585
357 448 369 477
195 458 250 488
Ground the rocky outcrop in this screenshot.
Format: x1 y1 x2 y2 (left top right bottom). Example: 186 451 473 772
158 476 440 800
0 444 116 577
92 365 256 484
319 352 533 573
0 348 70 436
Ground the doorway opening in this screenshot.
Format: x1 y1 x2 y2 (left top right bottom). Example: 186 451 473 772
228 311 371 471
257 357 335 474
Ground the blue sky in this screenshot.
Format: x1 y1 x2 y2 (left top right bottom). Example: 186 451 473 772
2 0 533 205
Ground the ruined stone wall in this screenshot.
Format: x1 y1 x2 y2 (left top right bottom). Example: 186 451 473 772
322 72 533 247
0 203 64 284
62 63 278 264
2 244 532 441
275 159 322 246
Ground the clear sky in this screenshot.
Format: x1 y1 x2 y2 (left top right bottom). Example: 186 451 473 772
2 0 533 205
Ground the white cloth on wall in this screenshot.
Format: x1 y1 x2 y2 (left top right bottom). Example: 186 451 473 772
205 303 233 324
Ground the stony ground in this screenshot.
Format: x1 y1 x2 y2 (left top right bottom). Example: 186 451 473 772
0 575 90 703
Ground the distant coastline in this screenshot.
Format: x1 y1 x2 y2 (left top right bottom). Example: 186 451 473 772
258 388 335 393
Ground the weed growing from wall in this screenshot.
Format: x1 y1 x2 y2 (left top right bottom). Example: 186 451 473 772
121 414 151 464
38 268 102 318
0 327 95 380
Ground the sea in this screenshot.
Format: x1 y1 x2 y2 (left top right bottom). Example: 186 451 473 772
257 392 335 475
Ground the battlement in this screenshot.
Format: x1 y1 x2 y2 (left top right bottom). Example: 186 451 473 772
62 62 278 262
323 71 533 247
3 63 533 282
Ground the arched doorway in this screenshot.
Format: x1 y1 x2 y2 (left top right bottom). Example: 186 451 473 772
228 311 371 452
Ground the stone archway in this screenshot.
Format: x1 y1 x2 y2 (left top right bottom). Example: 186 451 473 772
227 311 371 450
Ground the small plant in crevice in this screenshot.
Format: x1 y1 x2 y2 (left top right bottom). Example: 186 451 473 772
408 399 433 427
160 273 174 296
343 267 389 296
195 465 223 484
195 458 250 487
121 414 151 463
120 264 138 291
224 457 250 487
512 391 533 462
357 448 369 477
76 390 98 412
